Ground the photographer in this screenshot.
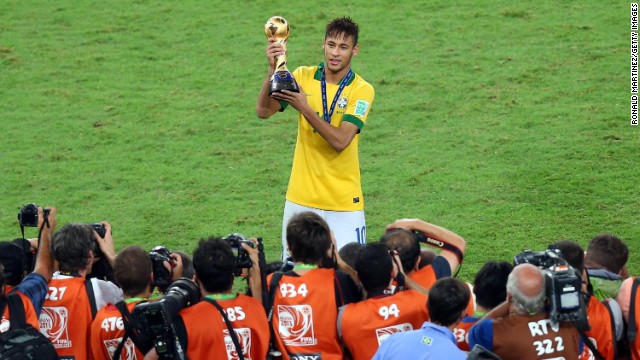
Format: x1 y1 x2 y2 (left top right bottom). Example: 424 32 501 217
337 242 429 360
585 234 629 300
453 260 513 351
146 236 269 360
1 205 57 330
40 221 123 359
373 277 471 359
551 240 623 360
90 245 183 360
468 263 583 359
270 211 362 360
380 219 466 289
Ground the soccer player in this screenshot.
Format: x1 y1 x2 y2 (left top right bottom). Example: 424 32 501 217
257 17 375 259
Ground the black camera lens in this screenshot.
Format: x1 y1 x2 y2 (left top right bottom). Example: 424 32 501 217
17 203 39 227
90 223 107 238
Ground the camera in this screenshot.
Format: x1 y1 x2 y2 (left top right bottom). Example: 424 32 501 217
133 278 201 360
514 249 589 331
17 203 50 227
223 233 255 276
88 223 108 258
150 246 174 293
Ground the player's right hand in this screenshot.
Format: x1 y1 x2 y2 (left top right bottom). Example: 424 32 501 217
266 37 285 69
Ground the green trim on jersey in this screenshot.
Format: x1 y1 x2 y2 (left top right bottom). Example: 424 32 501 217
342 114 364 131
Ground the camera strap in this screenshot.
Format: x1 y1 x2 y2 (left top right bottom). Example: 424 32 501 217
204 298 245 360
602 299 618 358
85 278 98 318
628 277 640 342
266 272 285 359
577 327 605 360
414 231 464 266
112 300 151 360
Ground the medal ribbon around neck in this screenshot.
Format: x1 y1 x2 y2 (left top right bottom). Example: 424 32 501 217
321 66 353 124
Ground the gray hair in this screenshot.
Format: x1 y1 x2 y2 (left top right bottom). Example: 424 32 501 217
507 266 546 315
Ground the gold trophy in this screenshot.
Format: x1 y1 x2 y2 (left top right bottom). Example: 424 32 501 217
265 16 299 95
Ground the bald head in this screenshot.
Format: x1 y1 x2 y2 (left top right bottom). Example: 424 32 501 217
507 263 546 314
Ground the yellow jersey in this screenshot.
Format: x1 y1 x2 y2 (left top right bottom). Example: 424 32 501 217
284 63 375 211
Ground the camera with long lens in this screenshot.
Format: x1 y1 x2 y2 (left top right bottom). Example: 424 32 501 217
223 233 255 276
149 246 175 293
513 249 589 331
17 203 50 227
133 278 201 360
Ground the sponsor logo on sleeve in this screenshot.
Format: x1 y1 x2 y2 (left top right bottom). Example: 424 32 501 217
354 100 370 117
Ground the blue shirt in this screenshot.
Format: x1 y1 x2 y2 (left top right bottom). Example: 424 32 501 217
373 322 467 360
14 272 48 316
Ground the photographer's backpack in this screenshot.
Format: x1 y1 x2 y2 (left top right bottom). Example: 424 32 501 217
0 292 58 359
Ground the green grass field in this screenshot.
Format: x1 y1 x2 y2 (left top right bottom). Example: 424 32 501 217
1 1 637 280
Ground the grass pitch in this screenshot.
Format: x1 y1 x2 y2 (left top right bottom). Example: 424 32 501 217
0 1 637 279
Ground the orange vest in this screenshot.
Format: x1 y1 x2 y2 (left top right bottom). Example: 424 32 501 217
338 290 429 360
453 315 480 351
271 268 344 360
408 267 474 316
0 290 40 331
492 313 581 359
39 276 94 360
579 296 615 360
90 301 144 360
409 265 437 289
179 294 269 360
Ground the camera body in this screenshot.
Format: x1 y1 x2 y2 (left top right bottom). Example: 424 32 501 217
17 203 50 227
133 278 201 360
514 249 589 330
149 246 174 293
223 233 254 276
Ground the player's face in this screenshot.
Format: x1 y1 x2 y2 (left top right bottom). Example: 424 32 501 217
323 33 359 75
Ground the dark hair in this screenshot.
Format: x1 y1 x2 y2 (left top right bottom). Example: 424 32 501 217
0 263 5 296
586 234 628 274
193 237 234 293
355 243 392 293
173 250 195 280
473 261 513 309
338 242 363 270
325 17 359 46
286 212 334 267
550 240 585 274
379 229 420 274
418 248 437 269
428 277 470 326
266 261 284 275
52 224 97 273
113 246 152 297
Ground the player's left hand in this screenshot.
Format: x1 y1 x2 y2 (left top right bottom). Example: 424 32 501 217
270 86 308 112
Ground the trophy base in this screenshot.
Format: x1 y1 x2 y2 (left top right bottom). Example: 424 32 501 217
269 70 299 96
